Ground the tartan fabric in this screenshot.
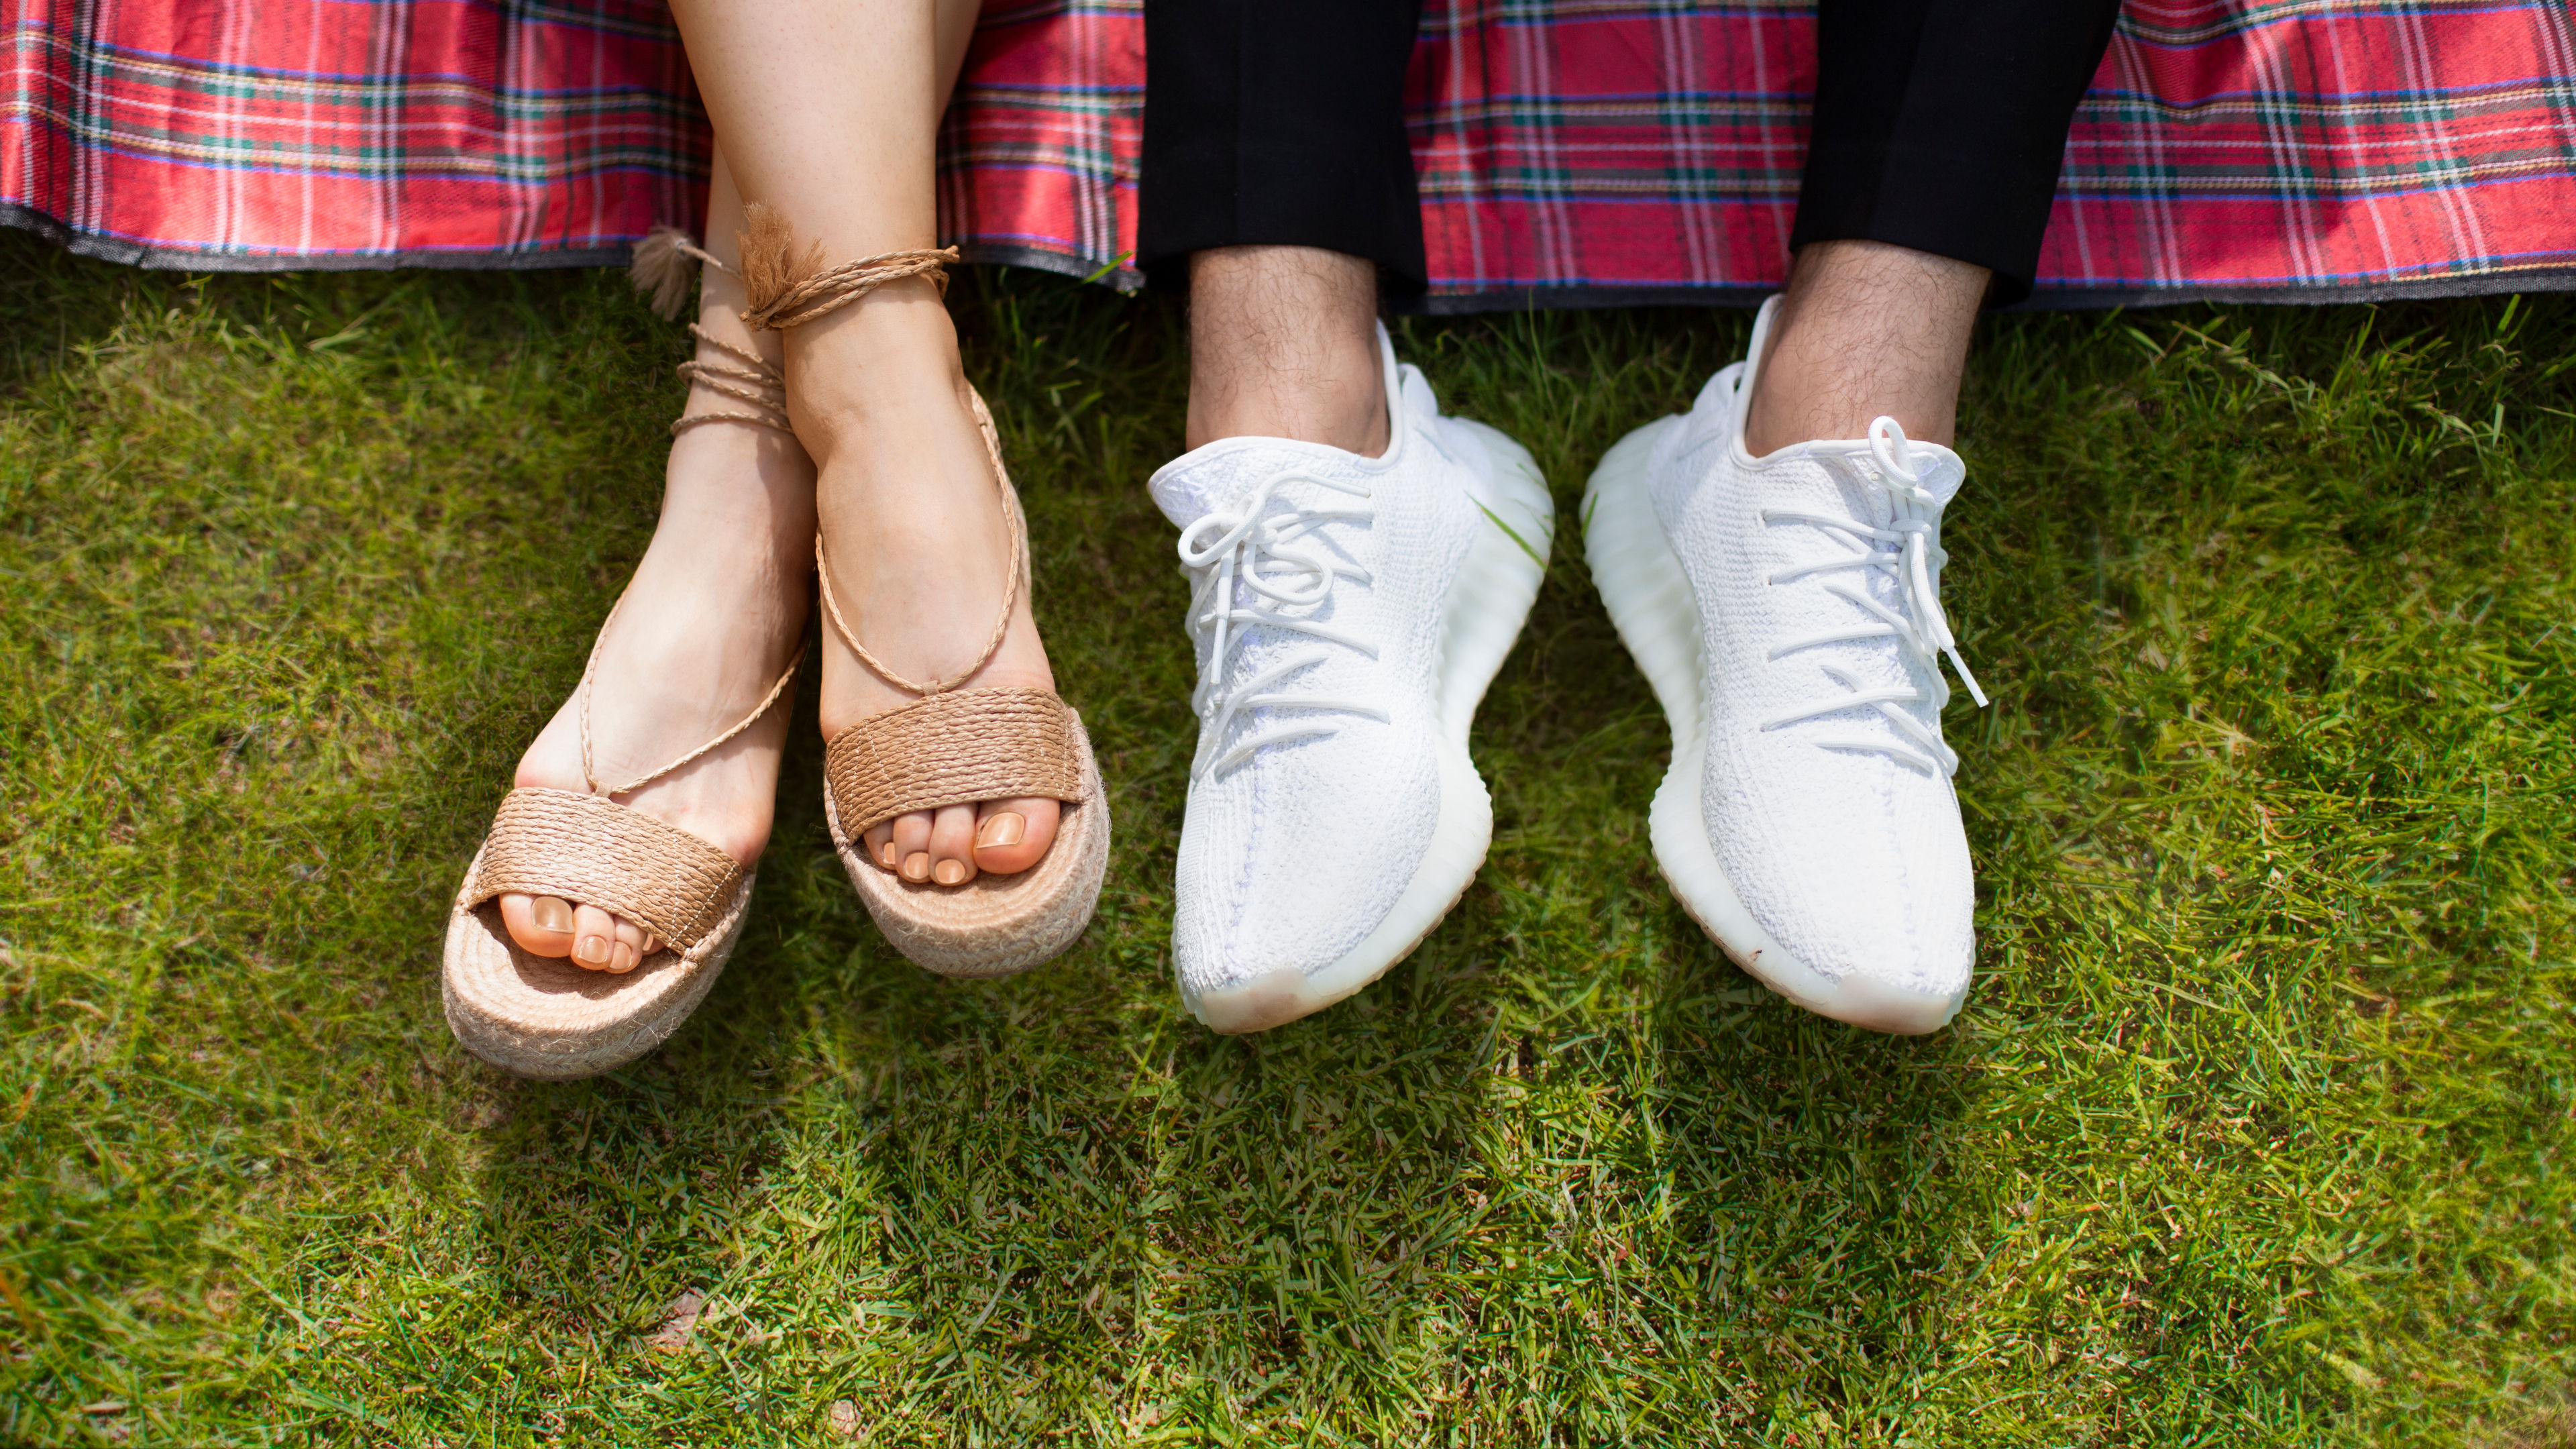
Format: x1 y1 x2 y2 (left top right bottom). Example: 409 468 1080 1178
1404 0 2576 307
5 0 2573 306
1 0 708 269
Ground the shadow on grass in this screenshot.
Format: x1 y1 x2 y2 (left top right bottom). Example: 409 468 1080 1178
10 234 2564 1441
447 277 1985 1436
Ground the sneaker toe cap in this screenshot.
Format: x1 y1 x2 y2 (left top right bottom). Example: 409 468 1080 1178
1709 766 1976 1030
1743 878 1974 1033
1171 743 1443 1005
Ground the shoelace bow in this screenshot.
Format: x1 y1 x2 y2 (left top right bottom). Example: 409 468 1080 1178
1756 417 1989 776
1177 470 1385 781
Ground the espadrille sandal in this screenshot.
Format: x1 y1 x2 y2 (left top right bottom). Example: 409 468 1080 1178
442 623 798 1079
443 242 802 1079
814 391 1110 977
728 210 1108 977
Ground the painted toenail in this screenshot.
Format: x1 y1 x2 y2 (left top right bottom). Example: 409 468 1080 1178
576 934 612 966
879 842 900 869
974 812 1026 850
608 943 637 973
901 852 933 883
532 896 574 933
933 859 969 886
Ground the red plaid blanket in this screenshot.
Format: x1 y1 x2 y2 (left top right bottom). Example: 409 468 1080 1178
6 0 2572 307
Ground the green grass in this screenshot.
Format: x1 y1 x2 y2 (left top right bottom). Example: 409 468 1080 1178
1 227 2571 1446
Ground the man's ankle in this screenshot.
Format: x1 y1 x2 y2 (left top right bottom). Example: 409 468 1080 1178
1741 240 1986 455
1185 367 1386 455
1183 246 1389 456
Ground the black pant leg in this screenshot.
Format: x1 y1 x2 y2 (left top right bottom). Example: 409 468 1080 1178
1137 0 1428 294
1789 0 2125 303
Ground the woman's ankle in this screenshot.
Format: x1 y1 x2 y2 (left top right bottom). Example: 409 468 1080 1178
780 280 968 456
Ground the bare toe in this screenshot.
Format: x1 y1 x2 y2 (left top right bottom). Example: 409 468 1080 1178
608 917 650 974
969 797 1060 876
928 803 978 886
570 903 619 971
892 810 934 881
863 820 898 871
501 893 578 957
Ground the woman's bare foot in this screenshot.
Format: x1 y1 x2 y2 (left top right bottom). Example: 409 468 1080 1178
494 297 816 971
787 276 1063 888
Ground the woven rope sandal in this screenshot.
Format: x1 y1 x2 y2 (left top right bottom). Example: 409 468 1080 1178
441 231 801 1080
735 207 1110 977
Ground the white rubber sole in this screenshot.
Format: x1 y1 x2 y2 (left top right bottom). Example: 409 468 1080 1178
1186 420 1556 1034
1582 417 1963 1035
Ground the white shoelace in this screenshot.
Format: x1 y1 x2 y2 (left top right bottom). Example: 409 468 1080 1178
1757 417 1990 776
1177 470 1387 782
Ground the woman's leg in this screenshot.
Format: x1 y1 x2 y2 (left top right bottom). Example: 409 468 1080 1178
665 0 1060 888
497 147 817 967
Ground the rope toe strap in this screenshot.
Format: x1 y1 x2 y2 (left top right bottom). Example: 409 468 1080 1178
826 688 1085 835
468 788 745 951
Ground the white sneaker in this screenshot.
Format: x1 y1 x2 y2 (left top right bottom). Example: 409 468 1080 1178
1150 326 1554 1033
1582 297 1986 1033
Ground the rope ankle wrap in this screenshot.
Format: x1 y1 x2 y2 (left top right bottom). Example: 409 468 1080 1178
736 201 958 331
672 328 790 437
631 225 796 437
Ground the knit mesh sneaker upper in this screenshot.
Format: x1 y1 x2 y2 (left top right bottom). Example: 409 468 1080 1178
1646 352 1982 1002
1150 337 1486 1000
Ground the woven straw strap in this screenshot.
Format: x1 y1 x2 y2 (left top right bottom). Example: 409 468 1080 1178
467 788 747 951
826 688 1085 835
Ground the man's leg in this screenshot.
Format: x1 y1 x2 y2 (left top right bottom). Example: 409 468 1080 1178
1138 0 1558 1034
1744 0 2125 453
1578 0 2123 1034
1138 0 1425 458
1183 246 1386 456
1743 241 1986 453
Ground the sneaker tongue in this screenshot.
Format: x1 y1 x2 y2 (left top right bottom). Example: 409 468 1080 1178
1814 437 1966 520
1148 437 1355 529
1898 441 1968 508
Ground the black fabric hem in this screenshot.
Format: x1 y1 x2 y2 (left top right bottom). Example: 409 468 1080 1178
1136 134 1430 292
1136 0 1428 297
1792 0 2123 308
1790 142 2070 305
1137 231 1430 298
